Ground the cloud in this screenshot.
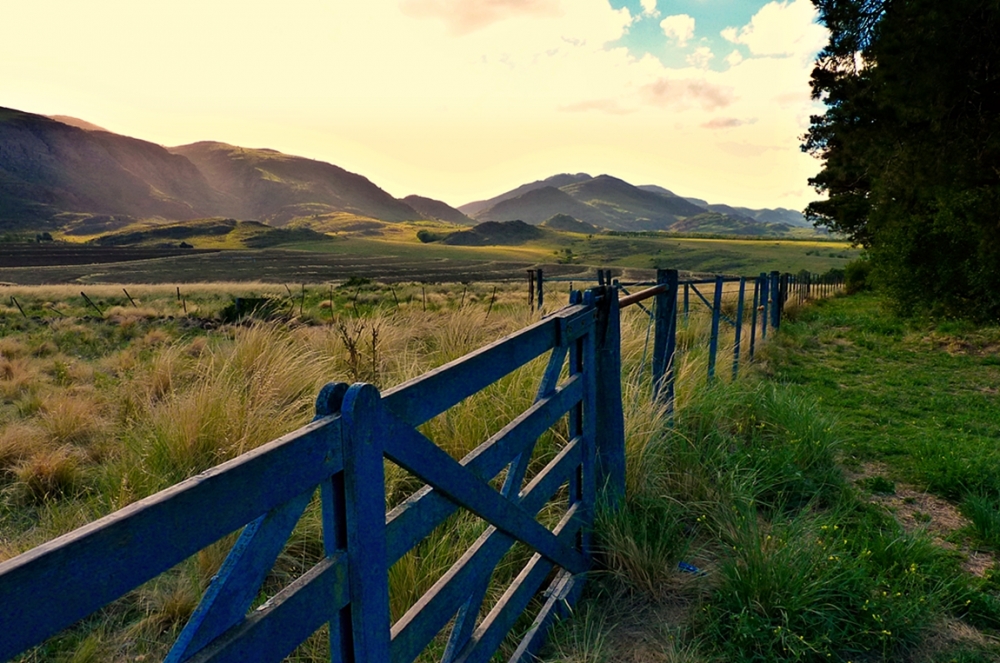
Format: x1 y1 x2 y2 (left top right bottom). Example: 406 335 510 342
660 14 695 47
686 46 713 69
559 99 635 115
640 0 658 18
702 117 750 129
641 78 733 111
721 0 827 58
725 49 743 67
399 0 562 35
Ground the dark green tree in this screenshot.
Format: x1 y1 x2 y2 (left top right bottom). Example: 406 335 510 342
804 0 1000 319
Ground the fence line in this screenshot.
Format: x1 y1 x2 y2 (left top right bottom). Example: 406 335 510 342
0 268 841 662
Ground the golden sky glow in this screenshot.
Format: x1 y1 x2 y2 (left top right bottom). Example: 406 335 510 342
2 0 828 210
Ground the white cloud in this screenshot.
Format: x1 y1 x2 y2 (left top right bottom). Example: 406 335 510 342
702 117 756 130
721 0 827 59
559 99 635 115
640 0 659 18
725 49 744 67
660 14 695 47
686 46 714 69
641 78 733 111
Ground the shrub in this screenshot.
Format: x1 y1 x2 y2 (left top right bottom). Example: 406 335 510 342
844 258 872 294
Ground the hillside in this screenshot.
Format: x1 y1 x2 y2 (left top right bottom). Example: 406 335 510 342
0 107 423 230
539 214 601 234
467 175 817 235
442 220 546 246
560 175 706 230
401 195 473 224
91 217 334 248
0 108 221 230
471 174 712 232
169 142 420 226
458 173 592 217
473 187 605 227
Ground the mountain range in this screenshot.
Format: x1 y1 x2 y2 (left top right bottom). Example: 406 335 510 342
0 106 812 237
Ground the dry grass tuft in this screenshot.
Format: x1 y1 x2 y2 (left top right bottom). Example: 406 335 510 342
139 329 172 347
38 392 107 448
15 446 82 502
0 422 48 470
0 336 28 358
0 356 41 399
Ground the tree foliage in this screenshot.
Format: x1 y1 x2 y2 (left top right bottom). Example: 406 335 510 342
804 0 1000 319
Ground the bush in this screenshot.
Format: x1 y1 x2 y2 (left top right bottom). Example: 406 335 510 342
416 229 444 243
844 259 872 294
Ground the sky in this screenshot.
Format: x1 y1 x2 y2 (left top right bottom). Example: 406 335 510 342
1 0 829 210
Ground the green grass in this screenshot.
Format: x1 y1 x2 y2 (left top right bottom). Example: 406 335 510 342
542 293 1000 663
762 293 1000 500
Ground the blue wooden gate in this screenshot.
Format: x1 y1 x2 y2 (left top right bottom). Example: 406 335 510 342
0 287 625 662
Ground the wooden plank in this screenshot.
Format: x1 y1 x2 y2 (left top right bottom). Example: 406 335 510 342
382 306 591 427
167 488 315 662
593 287 625 505
385 377 583 564
508 570 579 663
380 409 589 575
0 416 343 661
451 507 582 663
341 384 392 662
441 577 491 663
186 554 350 663
389 442 583 663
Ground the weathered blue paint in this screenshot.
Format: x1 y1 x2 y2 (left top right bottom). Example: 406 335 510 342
592 286 626 506
652 269 678 407
732 276 746 381
707 276 723 382
0 415 343 662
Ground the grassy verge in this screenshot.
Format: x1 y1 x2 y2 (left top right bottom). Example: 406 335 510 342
543 294 1000 662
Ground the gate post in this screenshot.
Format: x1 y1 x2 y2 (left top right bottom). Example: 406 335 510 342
652 269 678 410
590 286 625 507
341 384 391 661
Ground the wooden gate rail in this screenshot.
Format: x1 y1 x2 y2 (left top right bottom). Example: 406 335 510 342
0 288 623 663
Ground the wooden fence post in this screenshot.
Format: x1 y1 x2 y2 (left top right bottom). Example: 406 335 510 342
770 271 781 330
759 272 769 340
652 269 678 410
777 273 789 329
732 276 746 381
749 275 760 360
590 286 625 507
527 270 535 309
536 268 544 311
340 384 391 662
707 275 723 383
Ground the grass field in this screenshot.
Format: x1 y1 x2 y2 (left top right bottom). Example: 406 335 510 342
7 284 989 662
0 219 859 286
539 293 1000 663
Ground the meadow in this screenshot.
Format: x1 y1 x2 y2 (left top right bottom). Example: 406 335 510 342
0 218 858 286
2 281 995 662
